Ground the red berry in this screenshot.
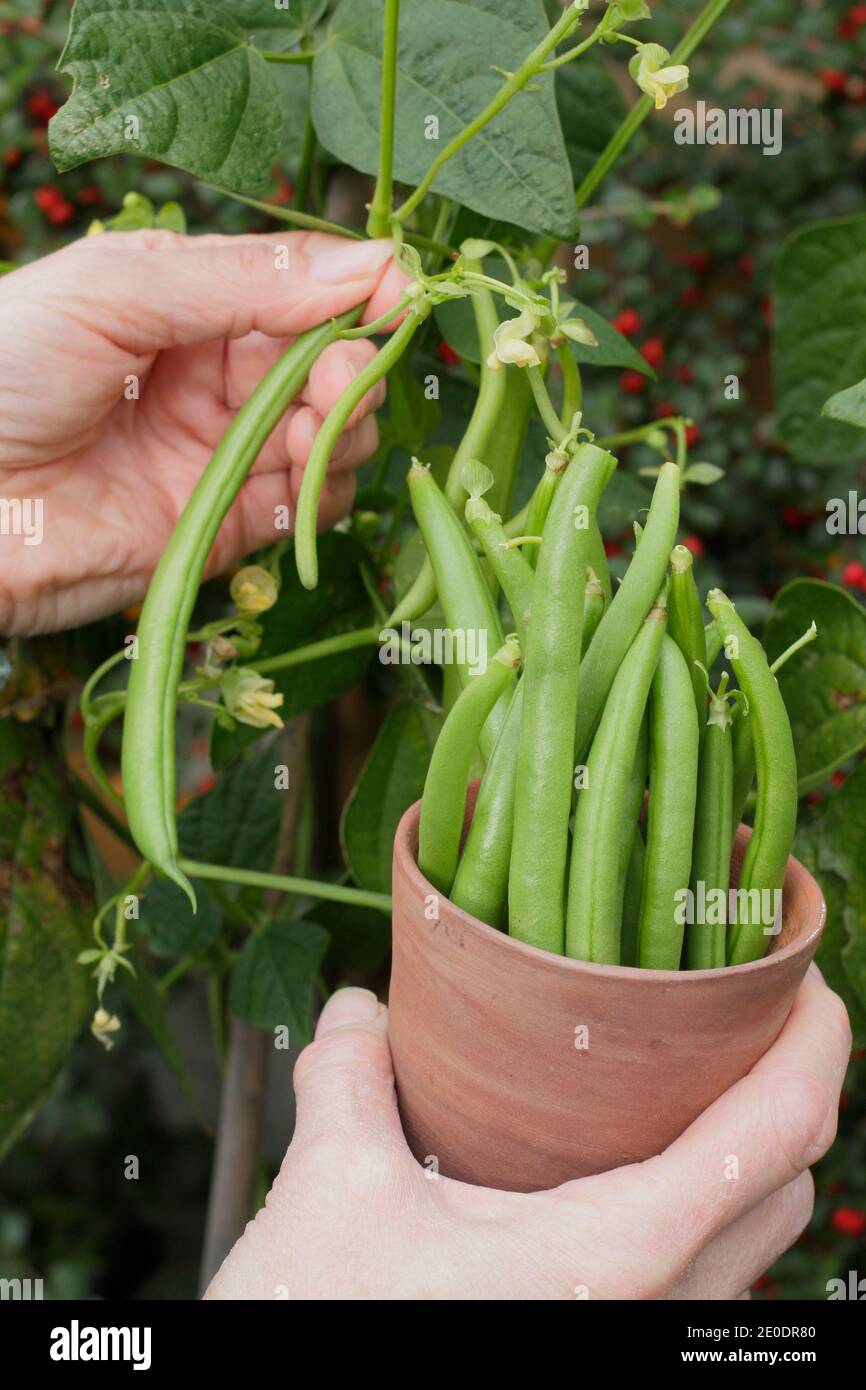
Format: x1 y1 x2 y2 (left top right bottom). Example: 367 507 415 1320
680 285 702 306
830 770 847 789
738 252 756 276
653 400 679 419
825 1179 846 1196
830 1207 866 1238
437 340 460 367
806 791 823 806
850 4 866 21
604 540 624 559
842 559 866 588
47 196 75 226
846 76 866 105
619 369 647 395
77 185 102 205
751 1273 771 1291
26 90 60 123
781 503 810 529
270 177 294 206
3 146 22 170
18 16 41 34
682 535 705 557
686 250 711 273
639 336 665 370
612 308 641 336
673 364 693 384
34 183 61 212
819 69 848 94
837 18 857 37
195 774 217 797
684 424 701 448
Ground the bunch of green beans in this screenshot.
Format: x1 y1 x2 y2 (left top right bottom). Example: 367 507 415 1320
416 453 808 974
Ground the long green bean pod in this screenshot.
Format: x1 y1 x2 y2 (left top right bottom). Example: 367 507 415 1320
389 269 507 623
451 681 524 928
510 443 618 955
620 830 646 968
406 461 507 759
483 367 533 520
296 304 427 589
525 452 568 568
465 493 535 645
574 462 681 762
616 714 649 965
636 634 700 970
669 544 708 742
582 566 606 653
122 311 361 903
706 590 798 966
687 688 734 971
566 594 668 965
418 636 521 895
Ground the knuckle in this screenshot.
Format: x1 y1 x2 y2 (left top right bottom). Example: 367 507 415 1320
119 228 187 255
766 1070 834 1174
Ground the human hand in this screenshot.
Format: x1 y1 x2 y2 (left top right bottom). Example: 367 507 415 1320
0 230 409 634
205 964 850 1301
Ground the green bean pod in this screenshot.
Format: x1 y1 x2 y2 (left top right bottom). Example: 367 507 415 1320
122 311 361 903
418 636 521 895
465 495 535 645
525 454 567 568
687 697 734 971
389 270 507 624
483 368 533 520
669 544 708 742
730 711 755 837
296 304 427 590
451 681 524 928
574 462 681 762
566 596 667 965
636 635 700 970
582 566 606 653
406 461 506 759
616 715 649 966
509 443 618 955
706 590 798 966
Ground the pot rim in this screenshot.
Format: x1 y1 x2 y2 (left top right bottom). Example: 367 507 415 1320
394 799 826 985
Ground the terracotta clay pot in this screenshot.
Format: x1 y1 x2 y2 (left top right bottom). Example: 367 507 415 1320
389 792 825 1193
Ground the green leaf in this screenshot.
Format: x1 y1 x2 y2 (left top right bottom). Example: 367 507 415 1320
341 700 439 894
137 878 222 958
597 471 651 534
229 918 329 1043
773 215 866 466
179 742 285 872
50 0 285 195
683 462 724 486
211 533 374 767
764 579 866 793
797 765 866 1041
556 51 627 189
0 724 92 1158
822 377 866 430
302 899 390 973
119 930 206 1121
311 0 578 237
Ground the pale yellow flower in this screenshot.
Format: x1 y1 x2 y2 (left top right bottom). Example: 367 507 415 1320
486 311 543 370
91 1007 121 1051
230 564 279 616
629 44 689 111
221 668 284 730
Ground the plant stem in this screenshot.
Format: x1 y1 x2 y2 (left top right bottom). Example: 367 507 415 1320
292 56 317 213
393 2 584 226
557 345 582 426
178 860 392 914
367 0 401 236
527 365 567 444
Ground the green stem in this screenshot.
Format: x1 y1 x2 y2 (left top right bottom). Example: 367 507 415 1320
292 58 317 213
337 292 419 338
254 627 382 677
394 2 584 225
260 49 314 65
594 416 687 450
367 0 401 236
178 860 392 914
527 365 567 444
557 345 582 427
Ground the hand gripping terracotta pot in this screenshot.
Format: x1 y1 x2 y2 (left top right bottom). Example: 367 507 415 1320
389 792 825 1193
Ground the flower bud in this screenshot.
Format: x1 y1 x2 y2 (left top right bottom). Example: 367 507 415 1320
230 565 279 616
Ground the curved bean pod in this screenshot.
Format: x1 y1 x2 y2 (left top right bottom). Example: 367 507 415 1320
510 442 618 955
636 634 700 970
465 495 535 644
669 543 708 742
582 566 606 653
122 311 361 903
418 636 521 895
706 590 798 966
566 595 668 964
687 696 734 970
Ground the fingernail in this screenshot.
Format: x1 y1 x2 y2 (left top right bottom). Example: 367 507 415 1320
311 239 392 285
316 987 380 1037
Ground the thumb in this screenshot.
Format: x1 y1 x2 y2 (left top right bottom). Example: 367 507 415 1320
43 230 395 354
291 987 404 1152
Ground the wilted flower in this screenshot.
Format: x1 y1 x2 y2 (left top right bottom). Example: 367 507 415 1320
487 310 543 370
629 44 689 110
91 1007 121 1051
230 565 279 616
221 668 284 730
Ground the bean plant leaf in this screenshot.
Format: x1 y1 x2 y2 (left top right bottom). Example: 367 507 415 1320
797 765 866 1042
50 0 286 194
211 533 374 768
311 0 579 237
0 723 92 1159
119 930 206 1120
822 378 866 430
301 900 390 973
764 579 866 793
556 52 628 188
179 742 285 872
341 699 440 894
229 918 329 1044
597 471 652 535
137 877 222 958
773 215 866 465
